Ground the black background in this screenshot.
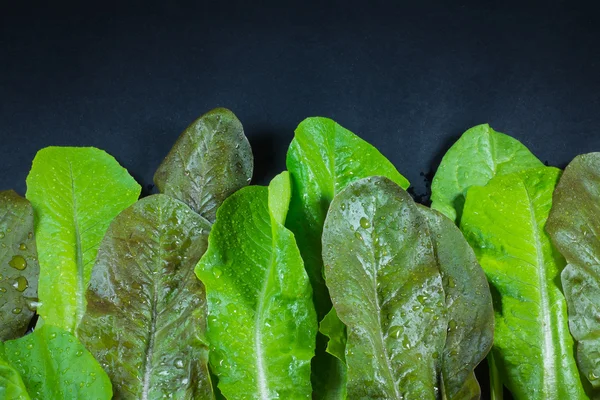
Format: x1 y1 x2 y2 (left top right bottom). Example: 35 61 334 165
1 0 599 397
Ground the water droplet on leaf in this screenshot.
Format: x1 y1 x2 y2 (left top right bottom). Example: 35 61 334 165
9 255 27 270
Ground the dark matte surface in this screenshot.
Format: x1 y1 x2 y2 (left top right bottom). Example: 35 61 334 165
1 1 599 396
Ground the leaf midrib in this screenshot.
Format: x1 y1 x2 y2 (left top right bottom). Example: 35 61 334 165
253 212 274 400
68 162 85 332
141 204 162 400
523 180 557 394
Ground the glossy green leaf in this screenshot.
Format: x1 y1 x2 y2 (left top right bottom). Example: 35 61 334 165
77 194 213 399
154 107 254 223
0 191 39 341
461 167 587 399
287 117 409 398
546 153 600 389
0 325 112 399
322 176 446 399
319 307 347 364
196 172 317 399
317 308 348 400
418 206 494 400
26 147 141 332
0 359 30 400
287 117 409 318
431 124 542 223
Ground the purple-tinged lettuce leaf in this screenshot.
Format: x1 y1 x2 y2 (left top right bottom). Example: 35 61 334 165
547 153 600 390
77 194 214 399
154 108 253 223
0 190 39 341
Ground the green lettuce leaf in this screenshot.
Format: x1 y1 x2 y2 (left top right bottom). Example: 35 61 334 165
0 359 30 400
0 325 112 399
546 153 600 389
431 124 542 223
25 147 141 332
154 108 254 223
322 176 447 399
0 191 39 340
461 167 588 399
286 117 409 397
196 172 317 399
317 308 348 400
418 206 494 400
77 194 213 399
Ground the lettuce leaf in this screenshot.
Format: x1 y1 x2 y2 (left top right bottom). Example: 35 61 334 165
322 176 447 399
154 108 253 223
286 117 409 397
77 194 214 399
461 167 587 399
0 325 112 399
0 191 39 341
431 124 542 223
547 153 600 390
25 147 141 332
196 172 317 399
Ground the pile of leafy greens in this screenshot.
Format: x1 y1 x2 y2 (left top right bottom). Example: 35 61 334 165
0 110 596 400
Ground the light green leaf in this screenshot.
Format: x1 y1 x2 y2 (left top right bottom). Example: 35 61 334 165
77 194 213 399
0 191 39 341
431 124 542 223
154 108 253 223
317 308 348 400
322 177 446 399
286 117 408 398
0 358 30 400
547 153 600 390
418 206 494 400
196 172 317 399
461 167 588 399
25 147 141 332
319 307 347 364
0 325 112 399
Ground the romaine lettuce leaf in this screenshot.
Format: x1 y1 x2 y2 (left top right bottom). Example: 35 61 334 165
77 194 214 399
547 153 600 390
0 191 39 341
154 108 253 223
26 147 141 332
461 167 587 399
322 176 447 399
286 117 409 397
0 325 112 399
196 172 317 399
431 124 542 223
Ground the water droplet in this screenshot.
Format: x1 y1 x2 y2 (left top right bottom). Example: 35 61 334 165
354 232 363 241
447 277 456 288
340 203 346 211
131 281 142 290
28 232 33 239
50 332 57 339
389 325 404 339
19 243 27 251
9 255 27 270
449 350 458 356
213 268 223 278
0 287 6 293
0 232 4 239
432 351 439 359
12 276 28 292
417 295 427 304
75 350 83 357
12 307 22 314
174 358 184 369
448 319 457 332
26 343 34 350
402 336 411 349
360 217 371 229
